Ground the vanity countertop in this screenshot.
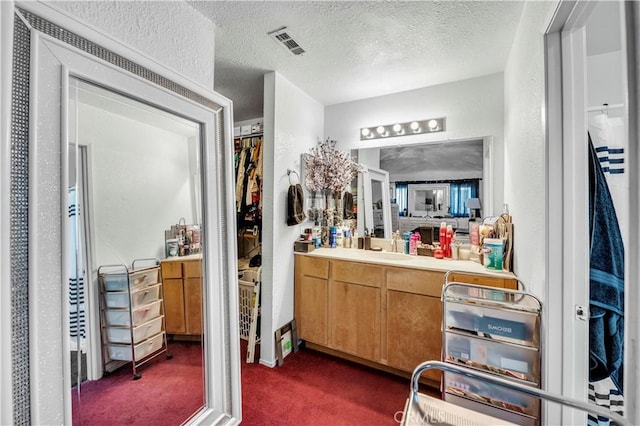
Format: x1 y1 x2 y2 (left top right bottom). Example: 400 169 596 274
161 253 202 262
295 247 515 278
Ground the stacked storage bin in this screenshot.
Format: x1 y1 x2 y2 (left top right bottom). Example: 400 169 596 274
98 259 171 379
442 280 542 425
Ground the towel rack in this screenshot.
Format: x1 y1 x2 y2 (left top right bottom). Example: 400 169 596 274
287 169 300 185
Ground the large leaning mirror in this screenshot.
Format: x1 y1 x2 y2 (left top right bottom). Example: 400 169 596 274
67 78 206 424
14 7 240 424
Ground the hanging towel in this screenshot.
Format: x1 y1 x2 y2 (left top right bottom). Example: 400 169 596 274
343 191 354 219
588 133 625 394
287 184 306 226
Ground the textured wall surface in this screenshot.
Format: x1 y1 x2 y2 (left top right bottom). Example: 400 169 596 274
51 1 216 88
261 72 324 365
325 73 505 215
503 1 558 300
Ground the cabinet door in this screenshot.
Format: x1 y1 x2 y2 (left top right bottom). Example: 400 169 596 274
185 277 203 335
386 290 442 382
329 281 381 361
295 275 328 345
163 278 186 334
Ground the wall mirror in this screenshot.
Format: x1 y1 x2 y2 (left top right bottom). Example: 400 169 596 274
13 7 240 425
357 138 490 234
408 183 450 217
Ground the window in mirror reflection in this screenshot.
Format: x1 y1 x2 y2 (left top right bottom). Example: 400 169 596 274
396 180 479 218
68 77 205 424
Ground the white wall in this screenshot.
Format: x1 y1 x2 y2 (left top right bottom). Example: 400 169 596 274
49 1 216 88
324 73 505 216
504 1 557 299
503 0 558 416
261 72 324 365
78 103 196 266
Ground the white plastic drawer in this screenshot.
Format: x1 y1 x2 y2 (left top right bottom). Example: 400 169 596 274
129 267 159 289
105 300 162 327
445 332 539 384
101 267 159 292
444 371 539 418
445 302 539 346
106 315 164 344
105 284 161 309
107 332 165 362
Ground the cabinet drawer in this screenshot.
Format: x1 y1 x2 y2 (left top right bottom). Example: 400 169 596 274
106 315 164 344
332 260 383 288
386 268 444 297
106 300 162 327
297 256 329 279
161 261 183 279
107 332 165 362
445 302 539 347
183 260 202 278
444 372 539 418
105 283 161 309
445 332 539 384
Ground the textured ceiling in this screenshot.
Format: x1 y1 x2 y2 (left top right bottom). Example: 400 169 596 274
188 1 525 121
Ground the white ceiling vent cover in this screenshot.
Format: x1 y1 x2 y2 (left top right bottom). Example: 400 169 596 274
268 27 305 56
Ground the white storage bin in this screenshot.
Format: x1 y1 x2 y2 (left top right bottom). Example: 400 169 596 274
107 332 165 362
446 301 539 346
445 332 540 384
106 315 164 344
129 267 159 289
101 273 128 291
444 371 539 418
105 284 161 309
106 300 162 327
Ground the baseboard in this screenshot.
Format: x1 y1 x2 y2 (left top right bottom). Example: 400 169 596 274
259 357 277 368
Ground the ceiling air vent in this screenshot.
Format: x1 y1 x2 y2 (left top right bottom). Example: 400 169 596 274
268 27 305 56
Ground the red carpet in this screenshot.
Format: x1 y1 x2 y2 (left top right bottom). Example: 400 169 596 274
240 345 416 426
72 341 205 426
72 340 437 425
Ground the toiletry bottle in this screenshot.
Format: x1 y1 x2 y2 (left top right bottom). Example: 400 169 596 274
451 234 458 260
439 222 447 248
404 232 411 254
335 228 343 248
445 225 453 258
330 227 337 248
409 233 417 255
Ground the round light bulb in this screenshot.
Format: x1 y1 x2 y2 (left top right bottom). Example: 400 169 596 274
361 128 370 137
410 121 420 131
428 119 438 130
376 126 386 135
393 124 402 133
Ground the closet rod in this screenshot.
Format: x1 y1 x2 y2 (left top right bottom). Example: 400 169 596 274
587 102 624 112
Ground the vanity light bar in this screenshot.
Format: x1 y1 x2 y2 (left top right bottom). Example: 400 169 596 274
360 117 446 140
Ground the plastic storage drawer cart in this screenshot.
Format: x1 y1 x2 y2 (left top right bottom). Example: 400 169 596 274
442 278 542 425
238 267 261 363
98 258 172 379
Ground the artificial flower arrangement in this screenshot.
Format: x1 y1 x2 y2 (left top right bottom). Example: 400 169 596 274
303 138 361 225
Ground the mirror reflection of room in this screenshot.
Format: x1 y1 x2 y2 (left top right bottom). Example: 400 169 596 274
68 78 205 425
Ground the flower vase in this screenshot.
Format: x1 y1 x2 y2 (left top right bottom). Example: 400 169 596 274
334 192 343 224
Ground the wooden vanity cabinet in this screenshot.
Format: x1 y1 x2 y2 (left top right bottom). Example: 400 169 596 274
294 256 329 345
161 257 203 337
385 268 444 382
294 253 517 386
329 260 383 361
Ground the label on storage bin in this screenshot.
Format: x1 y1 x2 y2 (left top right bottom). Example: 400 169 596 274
478 316 526 340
